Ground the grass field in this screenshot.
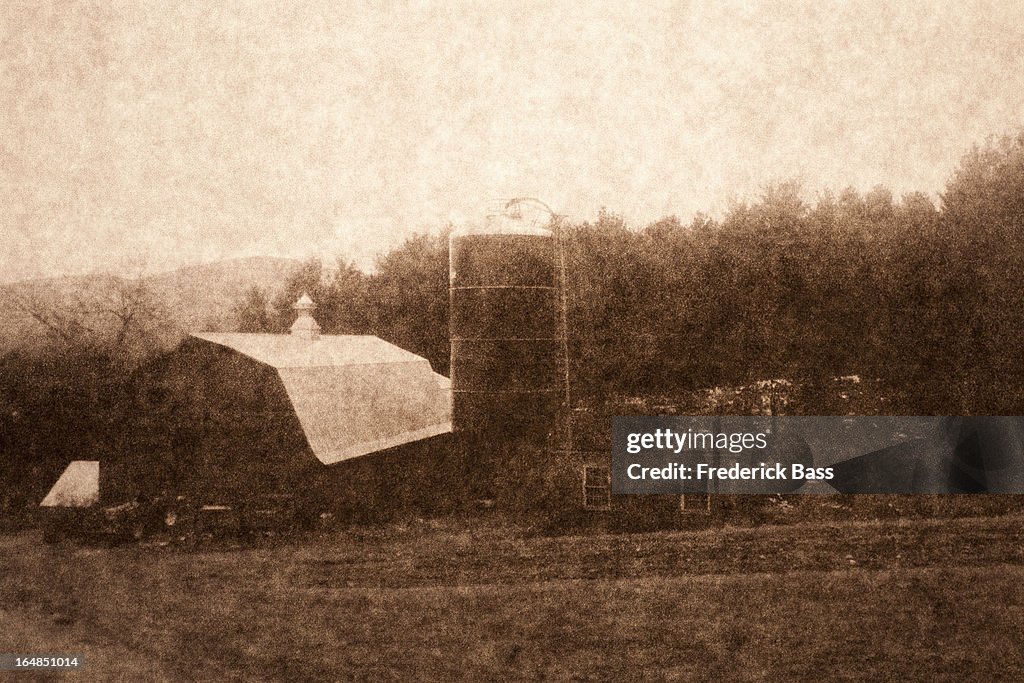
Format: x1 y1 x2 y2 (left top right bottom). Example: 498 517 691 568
2 515 1024 681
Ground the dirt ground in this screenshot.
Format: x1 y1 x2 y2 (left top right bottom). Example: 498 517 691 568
1 515 1023 681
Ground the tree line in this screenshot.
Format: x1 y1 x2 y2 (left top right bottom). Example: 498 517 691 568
231 130 1024 415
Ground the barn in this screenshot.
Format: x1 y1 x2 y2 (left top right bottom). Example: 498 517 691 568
106 295 457 523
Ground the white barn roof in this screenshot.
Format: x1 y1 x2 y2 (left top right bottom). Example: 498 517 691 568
191 333 426 368
191 332 452 465
41 460 99 507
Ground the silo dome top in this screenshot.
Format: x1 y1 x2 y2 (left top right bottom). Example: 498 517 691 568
452 217 552 238
452 200 554 238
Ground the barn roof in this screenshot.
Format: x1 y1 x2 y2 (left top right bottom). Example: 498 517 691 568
191 333 427 369
190 332 452 465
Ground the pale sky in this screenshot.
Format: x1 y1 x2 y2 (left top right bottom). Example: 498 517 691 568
3 0 1024 281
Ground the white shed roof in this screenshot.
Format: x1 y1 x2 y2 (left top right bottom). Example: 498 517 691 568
41 460 99 507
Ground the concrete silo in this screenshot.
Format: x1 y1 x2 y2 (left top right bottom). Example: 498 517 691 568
450 206 562 502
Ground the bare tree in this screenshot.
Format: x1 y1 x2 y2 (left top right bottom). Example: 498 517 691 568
6 274 174 368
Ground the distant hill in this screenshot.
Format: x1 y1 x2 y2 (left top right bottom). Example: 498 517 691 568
142 257 300 331
0 256 300 353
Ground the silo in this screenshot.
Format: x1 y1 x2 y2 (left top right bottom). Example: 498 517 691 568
450 212 561 455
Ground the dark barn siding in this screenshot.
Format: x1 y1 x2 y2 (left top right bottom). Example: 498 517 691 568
108 339 314 506
309 433 457 523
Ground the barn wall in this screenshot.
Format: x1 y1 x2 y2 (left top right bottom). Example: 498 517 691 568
305 434 457 522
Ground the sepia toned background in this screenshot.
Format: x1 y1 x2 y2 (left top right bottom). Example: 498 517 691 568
4 2 1024 680
3 0 1024 280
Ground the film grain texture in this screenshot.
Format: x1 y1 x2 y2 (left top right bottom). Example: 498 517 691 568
3 2 1024 680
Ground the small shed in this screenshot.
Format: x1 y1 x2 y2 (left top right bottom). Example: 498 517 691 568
40 460 100 542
